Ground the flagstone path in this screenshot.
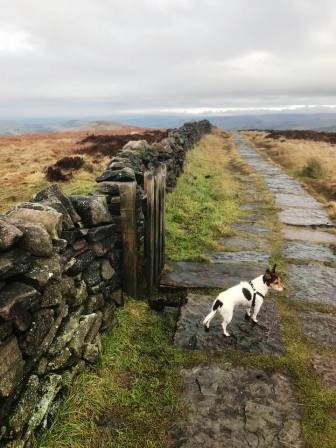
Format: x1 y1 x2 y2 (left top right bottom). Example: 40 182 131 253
165 134 336 448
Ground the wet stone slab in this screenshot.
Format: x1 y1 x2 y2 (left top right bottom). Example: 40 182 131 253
233 223 269 235
161 262 261 289
299 311 336 347
209 251 269 265
219 236 268 251
282 226 336 245
287 264 336 306
174 294 284 354
169 364 303 448
283 241 336 264
278 208 333 227
311 353 336 389
264 177 305 195
275 193 321 209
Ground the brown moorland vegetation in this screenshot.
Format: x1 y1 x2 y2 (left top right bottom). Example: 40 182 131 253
0 123 165 212
242 130 336 219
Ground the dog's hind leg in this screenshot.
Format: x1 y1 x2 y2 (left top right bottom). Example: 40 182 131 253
221 309 233 337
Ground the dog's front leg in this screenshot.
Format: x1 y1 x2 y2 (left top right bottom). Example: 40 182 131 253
251 298 263 323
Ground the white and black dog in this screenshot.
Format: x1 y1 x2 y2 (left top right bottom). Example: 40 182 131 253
203 264 284 336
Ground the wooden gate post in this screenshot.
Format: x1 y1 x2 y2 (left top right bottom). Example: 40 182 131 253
119 181 137 297
144 172 155 298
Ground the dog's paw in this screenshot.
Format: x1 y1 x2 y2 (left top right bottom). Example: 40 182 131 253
204 325 210 333
223 332 230 337
252 318 258 324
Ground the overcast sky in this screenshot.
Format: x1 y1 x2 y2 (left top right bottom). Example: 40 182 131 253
1 0 336 118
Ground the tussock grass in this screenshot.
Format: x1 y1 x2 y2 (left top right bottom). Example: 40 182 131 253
165 130 242 260
38 301 183 448
243 130 336 220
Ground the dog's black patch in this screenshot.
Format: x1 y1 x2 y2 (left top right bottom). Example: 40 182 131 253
242 287 252 301
212 299 223 310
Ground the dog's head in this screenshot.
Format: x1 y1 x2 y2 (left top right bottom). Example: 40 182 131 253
263 264 284 291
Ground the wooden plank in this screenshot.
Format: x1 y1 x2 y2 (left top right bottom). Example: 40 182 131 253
119 181 137 297
154 168 160 283
161 165 167 270
144 172 155 298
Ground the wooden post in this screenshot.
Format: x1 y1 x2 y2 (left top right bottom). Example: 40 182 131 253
154 167 161 283
119 181 137 297
144 172 155 298
161 165 167 270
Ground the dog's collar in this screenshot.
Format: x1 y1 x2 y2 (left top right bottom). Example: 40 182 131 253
249 281 265 306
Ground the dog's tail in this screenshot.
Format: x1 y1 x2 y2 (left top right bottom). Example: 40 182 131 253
203 298 223 329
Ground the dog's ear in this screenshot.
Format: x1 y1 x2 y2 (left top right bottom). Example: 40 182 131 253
264 268 272 280
272 264 277 273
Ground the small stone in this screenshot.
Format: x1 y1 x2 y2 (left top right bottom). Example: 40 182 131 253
0 218 23 251
0 248 32 279
65 250 95 276
10 304 32 332
96 167 135 183
104 287 123 305
86 224 119 242
0 282 40 320
96 181 121 195
7 204 62 240
86 294 104 313
70 195 113 226
8 375 40 436
61 228 83 245
23 254 62 289
69 312 102 357
82 260 102 286
101 259 115 280
48 315 79 356
33 184 81 224
23 374 62 441
83 334 102 363
0 336 25 397
20 309 55 356
47 347 72 371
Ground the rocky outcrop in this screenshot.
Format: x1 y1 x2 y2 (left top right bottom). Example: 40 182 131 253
0 120 211 446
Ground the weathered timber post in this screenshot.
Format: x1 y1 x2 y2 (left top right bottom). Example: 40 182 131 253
160 165 167 271
144 172 155 298
119 181 137 297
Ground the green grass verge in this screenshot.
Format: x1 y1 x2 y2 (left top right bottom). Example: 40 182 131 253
37 301 183 448
165 131 242 261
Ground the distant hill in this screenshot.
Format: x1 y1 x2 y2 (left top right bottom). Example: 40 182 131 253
208 113 336 131
1 112 336 135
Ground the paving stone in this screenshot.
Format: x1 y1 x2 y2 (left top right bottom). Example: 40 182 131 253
209 251 270 265
233 223 269 234
219 236 268 251
278 208 333 227
287 264 336 306
161 262 261 289
300 311 336 347
169 364 303 448
311 353 336 389
282 226 336 245
275 193 321 209
283 241 336 264
174 294 284 354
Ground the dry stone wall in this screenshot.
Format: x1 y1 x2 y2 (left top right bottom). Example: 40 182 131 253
0 119 211 447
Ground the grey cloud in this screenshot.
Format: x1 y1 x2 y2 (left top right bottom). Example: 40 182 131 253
0 0 336 117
